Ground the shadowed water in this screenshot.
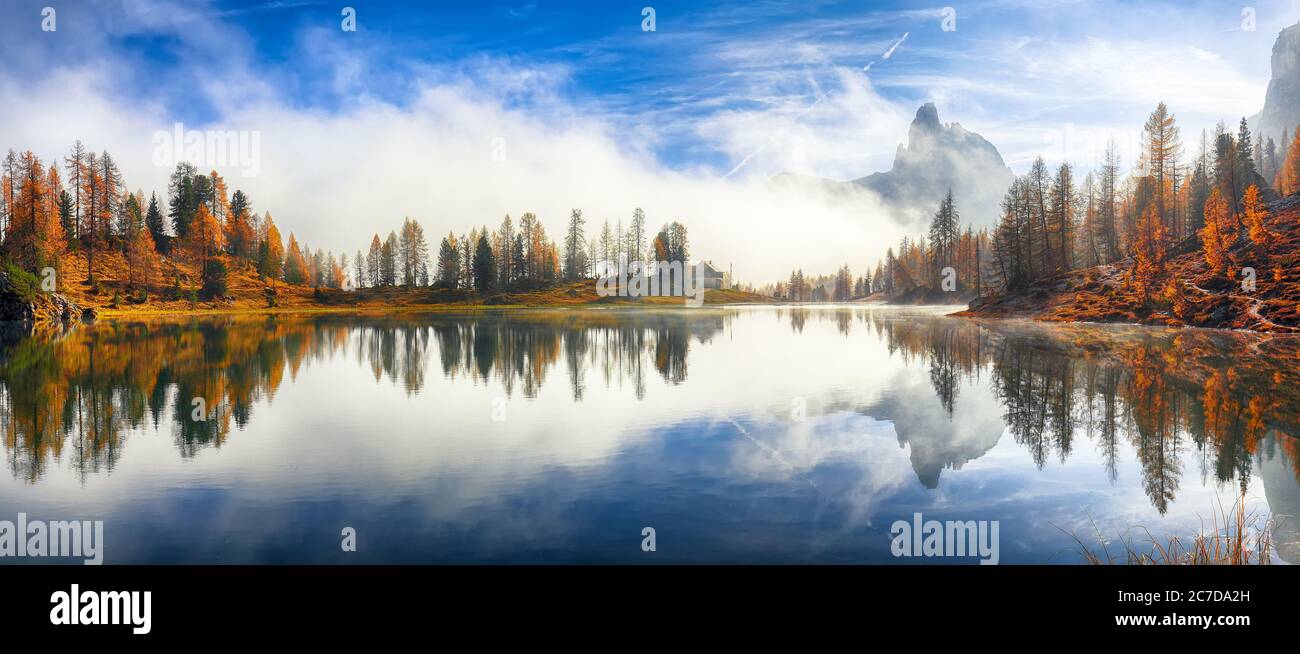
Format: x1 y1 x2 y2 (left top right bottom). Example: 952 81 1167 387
1 306 1298 563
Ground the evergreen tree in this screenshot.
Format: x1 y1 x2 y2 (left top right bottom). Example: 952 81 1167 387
473 234 496 291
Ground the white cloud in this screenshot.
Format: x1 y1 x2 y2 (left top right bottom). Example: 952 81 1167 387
0 55 907 284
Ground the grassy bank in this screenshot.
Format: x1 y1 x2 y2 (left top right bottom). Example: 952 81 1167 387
50 251 777 318
956 195 1300 333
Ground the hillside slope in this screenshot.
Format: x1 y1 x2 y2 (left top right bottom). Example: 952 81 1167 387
958 195 1300 332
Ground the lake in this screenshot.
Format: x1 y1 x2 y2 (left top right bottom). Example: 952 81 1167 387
1 306 1297 564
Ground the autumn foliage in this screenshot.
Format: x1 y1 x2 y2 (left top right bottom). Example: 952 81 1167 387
1200 188 1235 276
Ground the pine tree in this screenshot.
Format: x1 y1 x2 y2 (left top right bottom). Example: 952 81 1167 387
145 191 166 247
225 190 255 259
437 233 460 288
473 233 495 291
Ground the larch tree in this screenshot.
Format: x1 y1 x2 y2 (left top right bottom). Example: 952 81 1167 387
1242 185 1274 248
563 208 585 280
1141 102 1181 234
628 207 646 263
1130 203 1167 303
259 216 284 286
1200 188 1234 277
283 233 307 285
1277 127 1300 195
367 234 382 286
353 250 366 288
125 221 160 290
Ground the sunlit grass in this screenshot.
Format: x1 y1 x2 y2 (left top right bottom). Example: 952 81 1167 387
1059 492 1276 565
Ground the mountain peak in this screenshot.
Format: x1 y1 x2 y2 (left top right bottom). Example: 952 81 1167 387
912 102 941 131
1257 21 1300 151
854 103 1014 228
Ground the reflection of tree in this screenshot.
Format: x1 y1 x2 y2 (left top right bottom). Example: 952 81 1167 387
0 311 729 482
867 313 1300 514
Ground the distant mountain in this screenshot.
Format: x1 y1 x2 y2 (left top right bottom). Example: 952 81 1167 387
1252 22 1300 153
769 103 1015 230
853 103 1014 228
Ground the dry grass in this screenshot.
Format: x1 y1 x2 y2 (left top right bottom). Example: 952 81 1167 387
1058 492 1277 565
962 196 1300 332
52 249 775 317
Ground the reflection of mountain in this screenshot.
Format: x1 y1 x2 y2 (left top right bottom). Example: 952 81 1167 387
856 312 1300 512
860 315 1003 488
2 307 1299 518
1260 436 1300 563
866 375 1004 489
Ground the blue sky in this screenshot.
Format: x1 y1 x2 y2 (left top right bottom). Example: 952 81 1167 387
2 0 1297 279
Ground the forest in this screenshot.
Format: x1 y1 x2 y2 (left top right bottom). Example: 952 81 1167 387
0 144 700 310
774 101 1300 318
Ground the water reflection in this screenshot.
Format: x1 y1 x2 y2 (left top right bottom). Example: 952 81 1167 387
0 311 725 482
1 307 1298 561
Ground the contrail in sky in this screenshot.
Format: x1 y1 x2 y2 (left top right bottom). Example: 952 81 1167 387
882 32 908 59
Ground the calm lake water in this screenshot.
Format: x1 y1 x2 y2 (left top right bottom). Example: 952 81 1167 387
1 305 1298 564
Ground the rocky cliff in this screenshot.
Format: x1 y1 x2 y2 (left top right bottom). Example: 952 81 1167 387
1254 22 1300 154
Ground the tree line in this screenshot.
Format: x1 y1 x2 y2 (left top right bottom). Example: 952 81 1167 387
988 103 1300 302
0 140 696 300
767 189 990 302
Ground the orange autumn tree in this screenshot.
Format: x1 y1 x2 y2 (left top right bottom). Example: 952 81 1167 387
1200 188 1235 277
39 164 67 273
7 151 65 273
259 213 284 286
283 232 308 284
185 203 226 296
1276 127 1300 195
125 222 160 289
1130 203 1167 302
1242 184 1274 248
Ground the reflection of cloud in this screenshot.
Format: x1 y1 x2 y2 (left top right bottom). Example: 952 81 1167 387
1260 438 1300 564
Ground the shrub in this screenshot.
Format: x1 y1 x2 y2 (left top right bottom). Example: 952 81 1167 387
4 264 39 302
200 259 228 299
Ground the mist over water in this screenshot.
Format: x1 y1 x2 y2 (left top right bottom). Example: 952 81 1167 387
0 306 1297 563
